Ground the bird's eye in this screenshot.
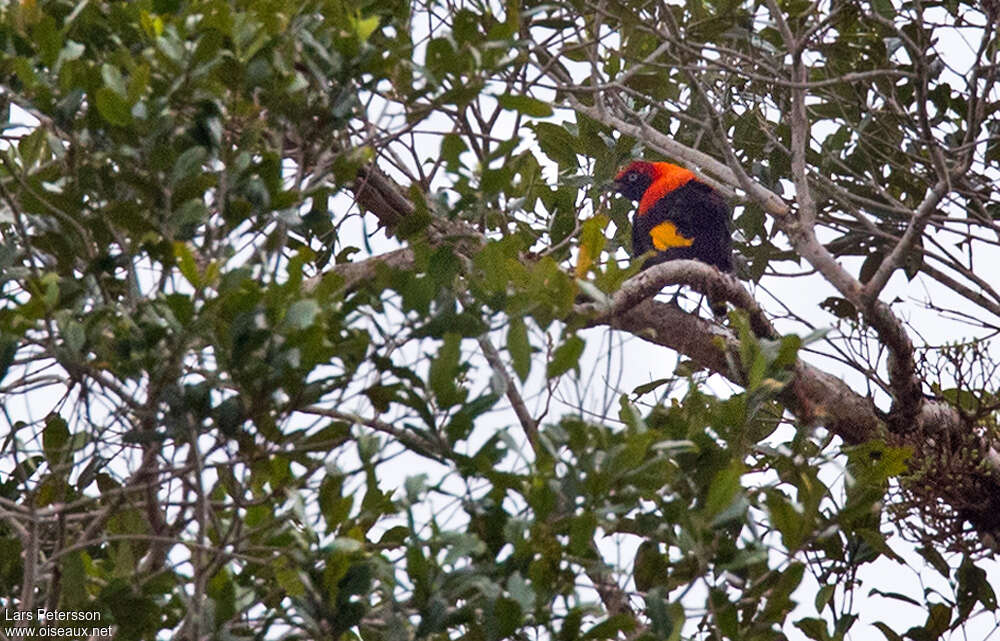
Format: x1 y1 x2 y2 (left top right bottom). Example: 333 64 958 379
627 173 638 182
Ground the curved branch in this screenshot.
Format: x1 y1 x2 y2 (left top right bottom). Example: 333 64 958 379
582 260 776 339
862 180 950 300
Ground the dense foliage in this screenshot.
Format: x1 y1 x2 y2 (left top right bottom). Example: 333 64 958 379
1 0 998 640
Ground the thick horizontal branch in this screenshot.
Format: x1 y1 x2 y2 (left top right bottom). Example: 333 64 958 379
582 260 776 339
600 298 882 444
353 165 415 229
312 247 414 293
573 261 881 442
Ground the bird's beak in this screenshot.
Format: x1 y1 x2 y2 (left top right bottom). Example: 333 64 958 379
600 178 622 193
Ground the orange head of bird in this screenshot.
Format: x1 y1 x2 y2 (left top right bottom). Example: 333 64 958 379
613 161 697 214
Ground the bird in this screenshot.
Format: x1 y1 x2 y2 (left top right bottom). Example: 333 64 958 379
613 160 734 313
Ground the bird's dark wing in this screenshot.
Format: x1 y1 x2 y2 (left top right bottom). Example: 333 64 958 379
631 181 733 272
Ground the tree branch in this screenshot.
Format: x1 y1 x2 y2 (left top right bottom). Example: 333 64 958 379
569 98 790 218
476 334 541 453
582 260 776 339
863 180 949 300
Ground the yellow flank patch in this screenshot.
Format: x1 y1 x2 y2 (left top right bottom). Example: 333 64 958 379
649 221 694 250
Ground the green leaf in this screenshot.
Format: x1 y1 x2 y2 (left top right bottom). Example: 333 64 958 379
815 584 836 612
474 242 510 293
507 571 535 612
917 545 950 577
440 133 467 172
445 393 498 443
847 441 912 483
872 0 894 18
867 588 922 607
171 146 208 185
957 554 997 619
582 613 636 640
506 317 531 382
429 332 464 407
760 562 805 622
632 378 671 397
836 614 859 639
709 588 738 638
18 127 47 168
857 528 903 563
274 560 306 597
546 335 584 378
532 122 578 167
489 596 521 640
284 299 321 331
152 0 179 14
633 541 668 592
907 602 952 639
559 609 584 641
33 16 61 67
794 617 831 641
497 93 554 118
172 199 209 238
576 214 608 277
703 461 745 519
207 569 237 628
767 489 805 549
872 621 903 641
338 561 373 596
774 333 802 370
173 242 201 289
353 14 380 42
62 319 85 353
95 87 133 126
0 336 18 383
56 40 85 71
127 63 151 103
645 588 683 641
101 63 128 97
59 551 87 609
618 395 647 432
378 525 410 547
43 414 70 467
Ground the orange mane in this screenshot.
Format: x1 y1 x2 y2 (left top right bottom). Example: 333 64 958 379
617 161 697 215
638 162 696 214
